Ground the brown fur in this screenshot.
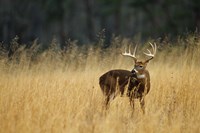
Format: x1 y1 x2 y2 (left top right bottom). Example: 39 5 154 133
100 43 156 113
99 62 151 114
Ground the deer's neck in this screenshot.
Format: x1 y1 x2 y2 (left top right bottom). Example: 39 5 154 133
137 74 146 79
134 69 148 80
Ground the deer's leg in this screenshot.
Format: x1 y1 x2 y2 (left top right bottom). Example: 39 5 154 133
139 97 145 114
119 85 127 97
104 96 110 110
129 92 135 111
104 92 116 110
130 99 135 110
101 84 110 110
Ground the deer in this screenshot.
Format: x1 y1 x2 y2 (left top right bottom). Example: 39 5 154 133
99 42 157 114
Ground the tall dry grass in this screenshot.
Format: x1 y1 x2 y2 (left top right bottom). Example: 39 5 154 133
0 36 200 133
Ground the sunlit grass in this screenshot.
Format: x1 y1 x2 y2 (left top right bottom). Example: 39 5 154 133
0 36 200 133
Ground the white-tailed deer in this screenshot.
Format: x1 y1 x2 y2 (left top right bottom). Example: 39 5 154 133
99 42 157 114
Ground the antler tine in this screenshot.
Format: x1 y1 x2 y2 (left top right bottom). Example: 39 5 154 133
144 42 157 62
150 42 157 55
133 44 138 56
128 45 131 54
122 45 138 62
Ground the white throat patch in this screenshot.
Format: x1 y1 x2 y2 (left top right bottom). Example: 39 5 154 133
133 69 146 79
137 74 146 79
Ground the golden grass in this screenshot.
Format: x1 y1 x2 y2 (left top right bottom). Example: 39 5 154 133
0 38 200 133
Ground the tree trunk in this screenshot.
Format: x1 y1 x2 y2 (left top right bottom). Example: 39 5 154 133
84 0 95 42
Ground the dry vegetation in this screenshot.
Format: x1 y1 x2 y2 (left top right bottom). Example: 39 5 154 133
0 36 200 133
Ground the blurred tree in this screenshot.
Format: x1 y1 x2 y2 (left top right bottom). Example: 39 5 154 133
98 0 122 35
0 0 44 44
191 0 200 30
0 0 200 46
41 0 66 47
84 0 95 41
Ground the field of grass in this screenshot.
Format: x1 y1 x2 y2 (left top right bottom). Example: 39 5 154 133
0 37 200 133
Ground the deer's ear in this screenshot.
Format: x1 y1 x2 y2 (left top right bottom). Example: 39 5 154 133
134 60 137 64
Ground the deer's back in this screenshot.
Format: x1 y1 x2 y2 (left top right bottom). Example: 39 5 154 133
99 69 133 84
99 69 137 95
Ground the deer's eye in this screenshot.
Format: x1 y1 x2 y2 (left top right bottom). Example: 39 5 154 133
139 66 143 68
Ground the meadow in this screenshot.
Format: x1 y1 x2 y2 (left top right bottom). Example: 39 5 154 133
0 36 200 133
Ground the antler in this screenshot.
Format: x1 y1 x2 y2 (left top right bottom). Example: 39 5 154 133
143 42 157 63
122 45 138 62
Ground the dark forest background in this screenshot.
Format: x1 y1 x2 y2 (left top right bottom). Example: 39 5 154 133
0 0 200 47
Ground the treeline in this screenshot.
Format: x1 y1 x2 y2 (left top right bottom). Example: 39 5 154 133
0 33 199 65
0 0 200 47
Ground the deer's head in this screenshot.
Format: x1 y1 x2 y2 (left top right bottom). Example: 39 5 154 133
122 42 157 75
